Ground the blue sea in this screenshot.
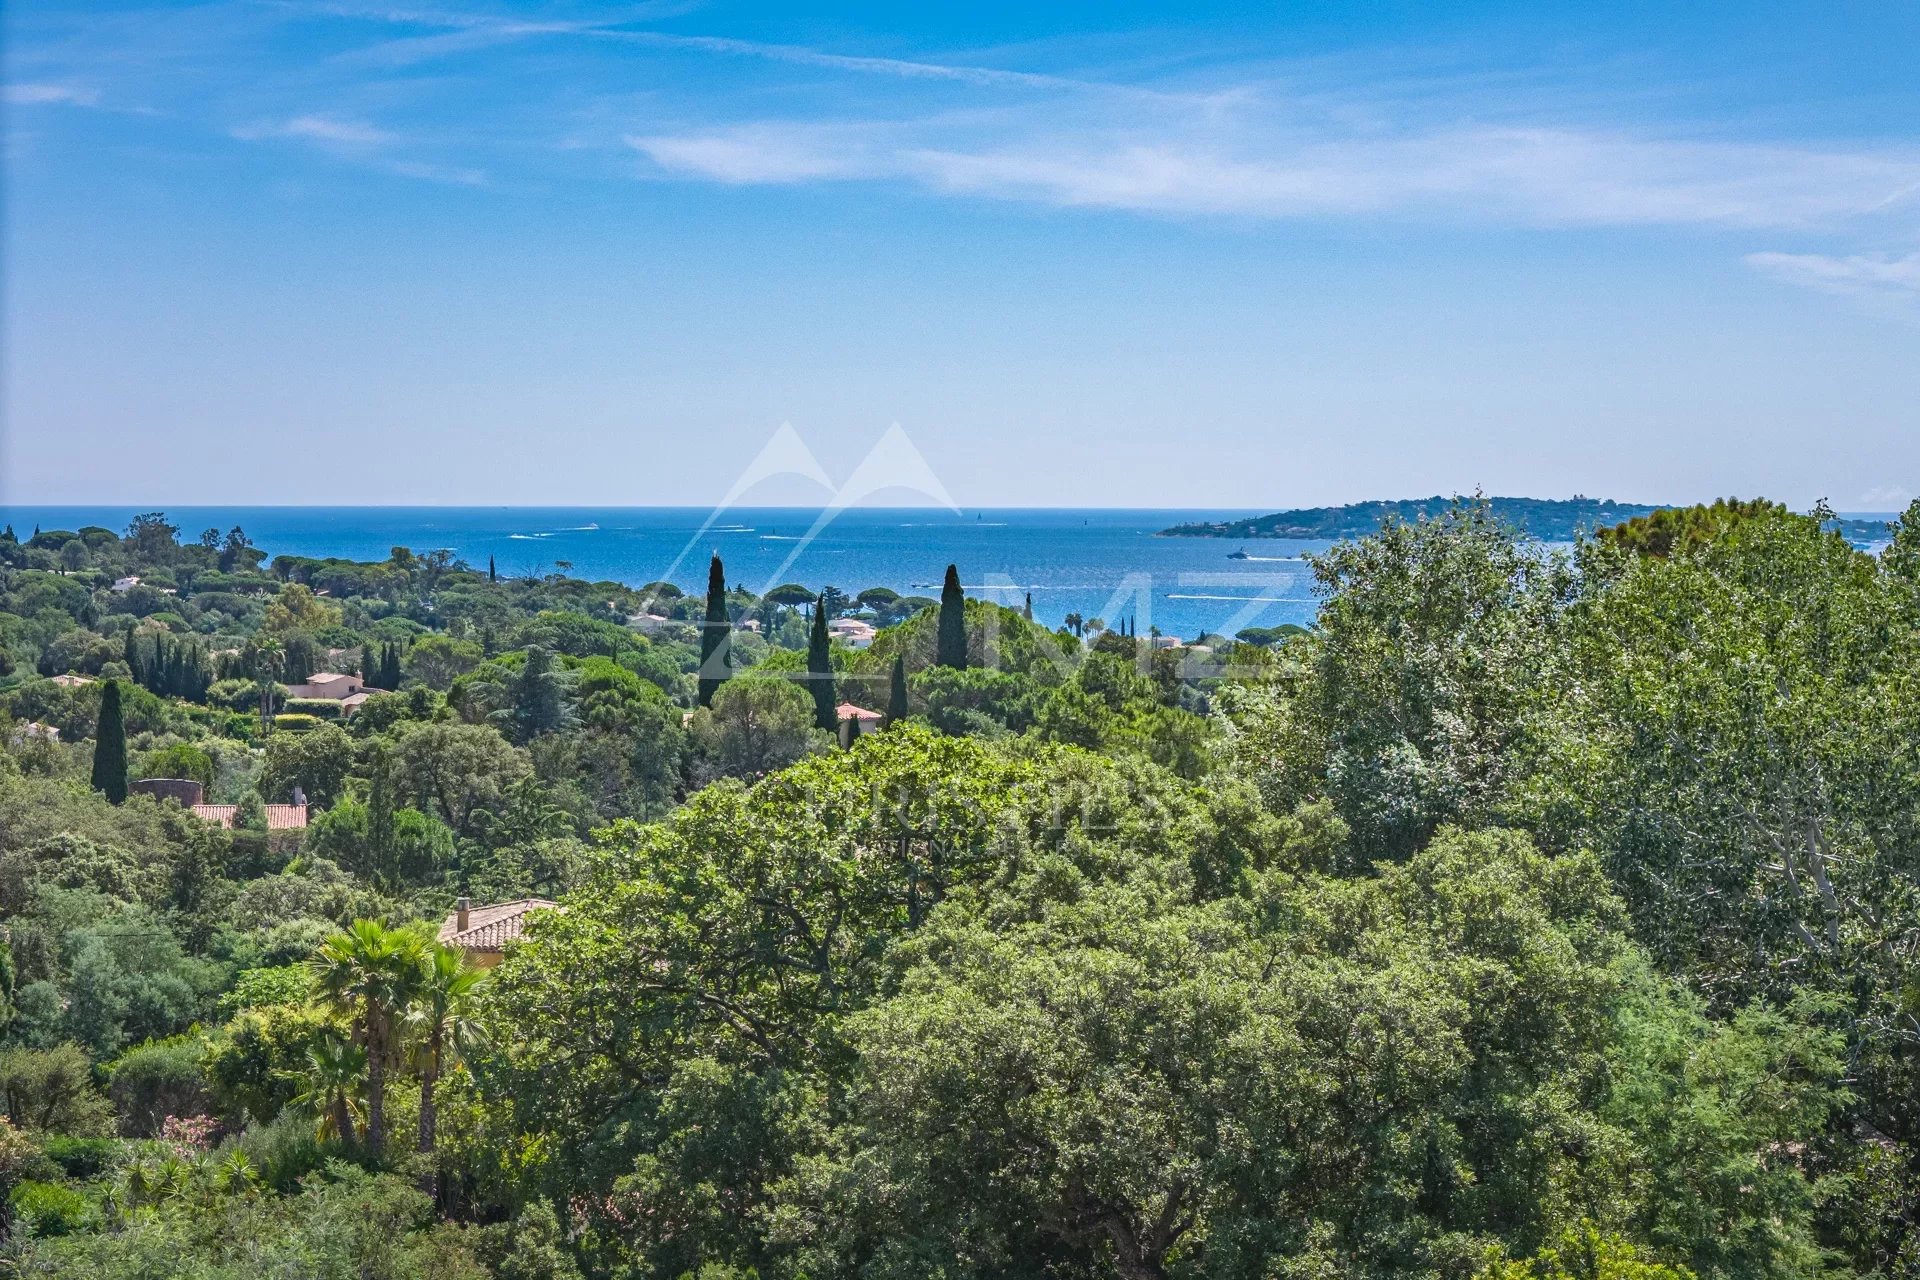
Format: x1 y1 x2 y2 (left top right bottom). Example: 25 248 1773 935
0 507 1337 643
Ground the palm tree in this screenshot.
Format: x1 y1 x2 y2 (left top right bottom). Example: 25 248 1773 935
307 920 428 1160
411 941 486 1197
291 1034 368 1146
252 635 283 734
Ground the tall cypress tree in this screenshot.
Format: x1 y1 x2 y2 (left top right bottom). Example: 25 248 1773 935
698 554 731 707
189 644 210 703
887 653 909 727
807 597 837 731
936 564 968 669
367 747 396 885
123 629 143 689
488 555 497 584
1023 592 1033 622
91 680 128 805
511 645 567 742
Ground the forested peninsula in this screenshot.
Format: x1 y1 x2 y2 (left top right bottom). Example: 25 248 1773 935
1163 494 1895 543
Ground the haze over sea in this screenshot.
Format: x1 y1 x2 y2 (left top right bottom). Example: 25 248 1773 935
0 507 1338 642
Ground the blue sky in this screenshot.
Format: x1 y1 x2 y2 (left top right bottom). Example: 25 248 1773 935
4 1 1918 508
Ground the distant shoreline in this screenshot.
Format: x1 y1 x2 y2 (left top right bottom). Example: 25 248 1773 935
1160 496 1900 544
1159 496 1664 541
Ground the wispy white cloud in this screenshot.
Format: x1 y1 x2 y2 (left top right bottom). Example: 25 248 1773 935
1744 250 1920 298
631 119 1920 229
4 82 102 107
631 123 884 184
231 113 396 146
228 111 485 183
385 157 487 185
17 0 1920 236
313 3 1191 99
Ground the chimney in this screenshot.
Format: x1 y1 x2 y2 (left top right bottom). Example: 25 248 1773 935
455 897 470 932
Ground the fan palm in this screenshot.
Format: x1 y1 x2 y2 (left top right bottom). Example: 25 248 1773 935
307 920 428 1159
290 1033 367 1146
410 941 487 1198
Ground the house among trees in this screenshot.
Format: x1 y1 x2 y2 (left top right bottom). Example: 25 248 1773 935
284 671 384 715
438 897 559 967
836 702 884 730
192 800 309 830
827 618 876 648
124 778 312 832
835 702 883 747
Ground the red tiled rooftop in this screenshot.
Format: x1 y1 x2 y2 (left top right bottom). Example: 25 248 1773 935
438 898 560 951
191 803 308 830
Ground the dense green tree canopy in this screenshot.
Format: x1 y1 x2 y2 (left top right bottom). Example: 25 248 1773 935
0 501 1915 1279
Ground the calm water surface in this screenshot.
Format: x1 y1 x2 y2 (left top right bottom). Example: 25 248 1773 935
1 507 1338 642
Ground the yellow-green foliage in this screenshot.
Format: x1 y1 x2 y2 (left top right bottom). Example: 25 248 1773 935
1593 498 1785 558
1478 1224 1695 1280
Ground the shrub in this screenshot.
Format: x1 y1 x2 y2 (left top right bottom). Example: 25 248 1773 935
206 678 259 712
10 1179 95 1237
203 1005 335 1127
134 742 213 786
107 1036 212 1138
272 713 323 733
283 698 343 721
215 965 309 1018
39 1135 119 1181
0 1044 115 1137
0 1119 52 1197
231 1109 328 1192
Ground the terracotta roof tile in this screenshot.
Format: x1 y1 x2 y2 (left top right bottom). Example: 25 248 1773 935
438 898 560 951
191 803 308 830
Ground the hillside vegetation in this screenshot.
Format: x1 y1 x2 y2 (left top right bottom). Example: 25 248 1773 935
0 501 1916 1279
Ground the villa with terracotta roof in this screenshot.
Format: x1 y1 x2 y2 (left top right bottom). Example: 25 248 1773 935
284 671 388 716
192 802 309 830
438 897 559 967
835 702 884 748
836 702 884 729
